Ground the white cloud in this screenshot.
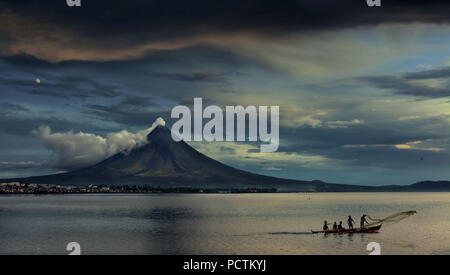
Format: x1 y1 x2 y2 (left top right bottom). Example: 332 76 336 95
395 140 446 152
34 117 166 170
325 119 364 129
345 139 447 153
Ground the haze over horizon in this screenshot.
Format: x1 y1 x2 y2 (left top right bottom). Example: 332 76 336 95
1 1 450 186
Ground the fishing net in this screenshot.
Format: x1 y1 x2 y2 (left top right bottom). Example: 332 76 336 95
365 211 417 227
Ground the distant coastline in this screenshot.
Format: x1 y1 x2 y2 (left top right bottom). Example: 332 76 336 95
0 182 277 194
1 181 450 194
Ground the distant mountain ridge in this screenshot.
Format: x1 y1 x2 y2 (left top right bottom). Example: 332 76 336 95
2 126 450 192
377 181 450 192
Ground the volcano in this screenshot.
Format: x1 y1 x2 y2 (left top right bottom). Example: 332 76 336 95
10 125 375 192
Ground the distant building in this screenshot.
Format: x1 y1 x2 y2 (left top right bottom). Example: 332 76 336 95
8 182 21 187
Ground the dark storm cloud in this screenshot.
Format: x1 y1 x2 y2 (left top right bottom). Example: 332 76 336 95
361 75 450 98
404 67 450 80
3 0 450 37
1 0 449 62
358 67 450 98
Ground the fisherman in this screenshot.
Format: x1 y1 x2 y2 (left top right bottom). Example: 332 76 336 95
332 222 338 230
347 216 355 229
360 214 369 228
323 221 329 231
338 221 344 230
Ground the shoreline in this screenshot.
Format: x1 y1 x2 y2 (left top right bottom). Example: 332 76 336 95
1 191 450 195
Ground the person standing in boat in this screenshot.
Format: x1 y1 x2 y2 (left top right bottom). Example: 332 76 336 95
360 214 369 228
332 222 338 230
347 216 355 229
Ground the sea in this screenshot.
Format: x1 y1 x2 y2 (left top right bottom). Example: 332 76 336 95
0 193 449 255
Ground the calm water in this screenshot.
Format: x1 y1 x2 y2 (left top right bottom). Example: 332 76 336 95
0 193 449 255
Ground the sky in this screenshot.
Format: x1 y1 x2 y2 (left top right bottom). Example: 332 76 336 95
1 0 450 185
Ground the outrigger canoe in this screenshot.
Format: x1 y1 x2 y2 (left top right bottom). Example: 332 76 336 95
311 224 382 234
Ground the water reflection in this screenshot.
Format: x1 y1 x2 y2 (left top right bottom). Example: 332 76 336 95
268 232 312 235
0 193 448 255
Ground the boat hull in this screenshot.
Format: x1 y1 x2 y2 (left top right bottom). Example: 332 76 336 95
311 224 382 234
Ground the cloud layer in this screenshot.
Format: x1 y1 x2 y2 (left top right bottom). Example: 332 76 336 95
1 0 450 62
358 66 450 99
34 118 166 170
